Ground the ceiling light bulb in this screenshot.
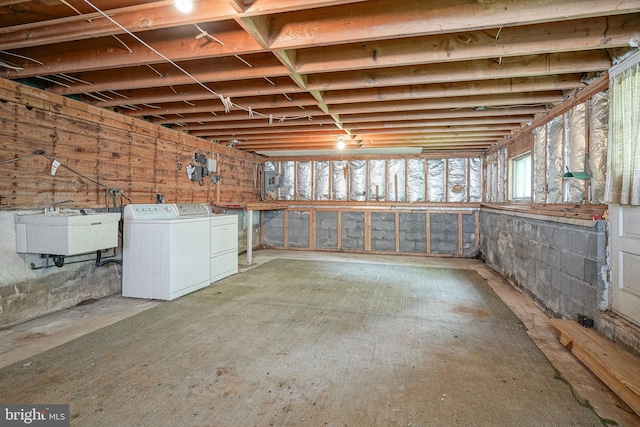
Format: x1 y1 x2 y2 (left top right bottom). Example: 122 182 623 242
337 138 345 150
175 0 193 13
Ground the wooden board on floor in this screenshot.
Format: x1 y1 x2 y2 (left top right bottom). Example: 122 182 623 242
550 318 640 416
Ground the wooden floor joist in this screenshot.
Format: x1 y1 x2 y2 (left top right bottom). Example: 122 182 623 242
550 318 640 416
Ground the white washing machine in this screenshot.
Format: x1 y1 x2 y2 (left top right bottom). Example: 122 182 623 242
122 203 211 300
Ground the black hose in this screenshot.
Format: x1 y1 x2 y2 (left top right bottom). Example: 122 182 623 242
95 249 122 267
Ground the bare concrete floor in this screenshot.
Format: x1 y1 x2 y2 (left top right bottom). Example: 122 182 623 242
1 250 638 426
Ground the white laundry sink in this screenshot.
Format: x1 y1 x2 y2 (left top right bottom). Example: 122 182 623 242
15 211 120 256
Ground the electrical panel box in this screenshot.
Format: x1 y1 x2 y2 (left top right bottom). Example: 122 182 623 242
194 153 206 165
206 158 217 173
187 165 204 181
264 170 281 191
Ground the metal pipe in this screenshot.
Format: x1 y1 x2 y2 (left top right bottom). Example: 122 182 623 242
47 199 76 212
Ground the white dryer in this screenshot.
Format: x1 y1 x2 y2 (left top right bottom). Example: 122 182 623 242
122 203 211 300
210 214 238 282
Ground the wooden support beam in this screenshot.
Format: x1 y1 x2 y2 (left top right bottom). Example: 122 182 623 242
268 0 640 49
323 75 586 105
51 53 291 96
295 15 640 74
126 92 318 116
90 78 305 108
236 15 272 48
364 211 371 252
307 52 611 92
488 75 610 154
328 92 564 116
339 106 547 123
0 2 241 50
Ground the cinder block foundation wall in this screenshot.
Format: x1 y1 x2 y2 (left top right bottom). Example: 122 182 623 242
263 208 478 257
479 209 606 322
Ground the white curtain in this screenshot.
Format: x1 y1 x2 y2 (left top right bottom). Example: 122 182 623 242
606 59 640 205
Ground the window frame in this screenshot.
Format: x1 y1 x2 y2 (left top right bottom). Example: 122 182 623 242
509 151 533 201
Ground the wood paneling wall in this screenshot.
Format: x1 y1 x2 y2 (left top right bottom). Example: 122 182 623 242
0 78 264 209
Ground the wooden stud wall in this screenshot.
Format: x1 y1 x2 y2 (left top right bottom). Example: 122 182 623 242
0 78 264 209
261 207 479 257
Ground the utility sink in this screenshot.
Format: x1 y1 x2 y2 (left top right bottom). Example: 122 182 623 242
15 211 120 256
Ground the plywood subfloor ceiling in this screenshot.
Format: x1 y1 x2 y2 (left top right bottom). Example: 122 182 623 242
1 0 639 156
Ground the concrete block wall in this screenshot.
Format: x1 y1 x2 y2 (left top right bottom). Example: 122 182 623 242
430 213 459 254
316 212 338 249
399 212 427 253
371 212 396 252
261 208 478 256
263 210 285 247
341 212 365 250
462 214 477 256
287 211 310 248
479 210 606 321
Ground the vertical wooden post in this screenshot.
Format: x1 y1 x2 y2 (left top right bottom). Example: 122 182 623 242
466 158 471 202
310 210 316 250
562 115 566 202
584 101 590 203
404 159 409 202
365 160 370 201
543 126 548 203
329 161 333 201
293 161 298 201
424 159 429 202
394 174 398 202
364 211 371 252
444 158 449 202
311 160 316 201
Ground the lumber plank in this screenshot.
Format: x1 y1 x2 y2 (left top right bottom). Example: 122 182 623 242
550 318 640 416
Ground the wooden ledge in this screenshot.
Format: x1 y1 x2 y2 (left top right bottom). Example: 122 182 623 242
550 318 640 416
212 202 288 211
481 203 606 221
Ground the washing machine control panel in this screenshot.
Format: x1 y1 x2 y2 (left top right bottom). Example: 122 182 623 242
174 203 211 217
124 204 178 220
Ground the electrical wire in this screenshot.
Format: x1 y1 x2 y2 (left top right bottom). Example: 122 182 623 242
79 0 314 124
0 151 43 165
1 150 133 203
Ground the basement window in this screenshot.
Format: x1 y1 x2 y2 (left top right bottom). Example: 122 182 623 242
510 152 532 200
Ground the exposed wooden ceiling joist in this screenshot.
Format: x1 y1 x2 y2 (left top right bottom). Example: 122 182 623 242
0 0 635 155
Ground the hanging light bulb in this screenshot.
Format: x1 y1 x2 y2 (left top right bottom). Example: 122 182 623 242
175 0 193 13
337 136 345 150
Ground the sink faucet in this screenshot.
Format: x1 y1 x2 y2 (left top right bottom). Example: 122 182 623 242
46 200 76 213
